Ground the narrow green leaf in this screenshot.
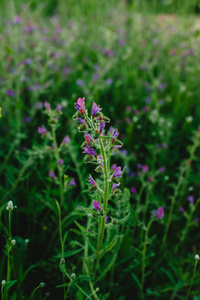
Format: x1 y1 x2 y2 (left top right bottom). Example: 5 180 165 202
118 212 131 225
100 235 118 256
5 280 17 289
74 221 96 238
131 273 141 288
55 199 60 211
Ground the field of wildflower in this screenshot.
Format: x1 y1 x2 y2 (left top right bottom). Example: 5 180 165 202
1 1 200 299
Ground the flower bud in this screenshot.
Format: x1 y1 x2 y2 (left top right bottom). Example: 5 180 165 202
11 239 16 246
1 280 6 286
71 273 76 280
195 254 200 260
6 200 14 211
60 258 65 265
40 282 45 288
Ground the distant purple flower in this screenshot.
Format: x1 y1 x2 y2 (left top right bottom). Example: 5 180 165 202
64 66 70 74
36 101 43 109
23 58 32 65
76 79 85 86
92 102 102 116
179 207 185 213
7 90 15 97
112 130 118 138
137 164 143 169
113 166 123 178
74 97 85 114
198 125 200 132
62 135 70 145
49 170 56 179
158 82 167 91
44 101 51 111
112 182 120 191
194 218 199 223
55 103 62 111
104 48 113 57
105 216 110 223
77 118 86 124
162 143 167 149
188 195 194 204
88 176 96 186
145 97 151 103
100 122 105 133
131 186 137 194
38 125 47 134
68 178 76 186
111 164 117 170
159 167 165 173
105 78 113 85
85 132 93 143
14 15 22 24
152 207 164 219
148 176 153 182
83 143 97 157
23 116 31 123
58 159 63 165
142 165 149 173
92 201 101 210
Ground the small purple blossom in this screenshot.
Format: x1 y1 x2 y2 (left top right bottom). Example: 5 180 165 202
36 101 43 109
58 159 64 165
38 125 48 134
100 122 105 133
88 176 96 186
188 195 194 204
62 135 70 144
194 218 199 223
92 102 102 116
74 97 85 114
77 118 86 125
83 143 97 157
113 166 123 178
112 182 120 191
159 167 165 173
23 58 32 65
55 103 62 111
152 207 164 219
105 216 110 223
131 186 137 194
142 165 149 173
76 79 85 86
92 201 101 210
23 116 31 123
7 90 15 97
179 207 185 213
112 130 118 138
85 132 93 143
49 170 56 179
105 78 113 85
44 101 51 111
68 178 76 186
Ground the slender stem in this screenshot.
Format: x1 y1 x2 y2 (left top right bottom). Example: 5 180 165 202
93 138 109 272
186 258 199 300
6 210 12 300
29 285 41 300
141 219 153 297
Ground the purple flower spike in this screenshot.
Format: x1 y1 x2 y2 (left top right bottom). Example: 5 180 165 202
100 122 105 133
38 125 48 134
83 143 97 157
188 195 194 204
58 159 64 165
7 90 15 97
105 216 109 223
152 207 164 219
88 176 96 186
159 167 165 173
77 118 85 124
62 135 70 144
179 207 185 213
92 201 101 210
142 165 149 173
131 186 137 194
85 132 93 143
74 97 85 114
92 101 102 117
112 182 120 191
49 170 56 179
44 101 51 111
113 166 123 178
68 178 76 186
112 130 118 138
56 103 62 111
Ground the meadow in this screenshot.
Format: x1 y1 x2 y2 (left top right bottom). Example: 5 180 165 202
1 1 200 299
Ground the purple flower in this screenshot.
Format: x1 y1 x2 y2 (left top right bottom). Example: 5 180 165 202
162 143 167 149
74 97 85 114
188 195 194 204
77 118 85 124
194 218 199 223
62 135 70 144
56 103 62 111
105 78 113 85
112 182 120 191
159 167 165 173
38 125 47 134
58 159 63 165
44 101 51 111
68 178 76 186
113 166 123 178
152 207 164 219
92 201 101 210
23 116 31 123
105 216 110 223
49 170 56 179
131 186 137 194
7 90 15 97
92 102 102 116
85 132 93 143
179 207 185 213
100 122 105 133
23 58 32 65
76 79 85 86
142 165 149 173
83 143 97 157
36 101 43 109
111 164 117 171
88 176 96 186
112 130 118 138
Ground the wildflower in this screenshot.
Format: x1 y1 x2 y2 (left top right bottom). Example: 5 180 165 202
55 103 62 111
142 165 149 173
105 78 113 85
6 90 15 97
105 216 110 223
38 125 48 135
179 207 185 213
194 218 199 223
11 239 16 246
49 170 56 179
23 116 31 123
88 176 96 186
83 143 97 157
1 280 6 286
195 254 200 260
6 200 14 211
92 102 102 117
148 176 153 182
76 79 85 86
110 164 117 171
58 159 63 165
44 101 51 111
112 182 120 191
61 135 70 145
39 282 45 288
74 97 85 114
85 132 93 143
68 178 76 186
188 195 194 204
131 186 137 194
23 58 32 65
152 207 164 219
36 101 43 109
92 201 101 210
100 122 105 133
113 166 123 178
159 166 165 172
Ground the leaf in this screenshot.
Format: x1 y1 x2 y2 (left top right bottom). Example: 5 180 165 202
77 275 95 282
84 207 99 217
100 235 118 256
146 288 160 296
118 212 131 225
21 265 37 282
74 221 96 238
131 273 141 288
55 199 60 211
64 248 83 258
5 280 17 289
56 283 70 288
160 267 175 284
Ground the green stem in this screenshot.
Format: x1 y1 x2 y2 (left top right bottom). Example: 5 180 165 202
29 285 41 300
6 210 12 300
186 258 199 300
141 219 153 297
58 205 66 300
93 138 109 272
